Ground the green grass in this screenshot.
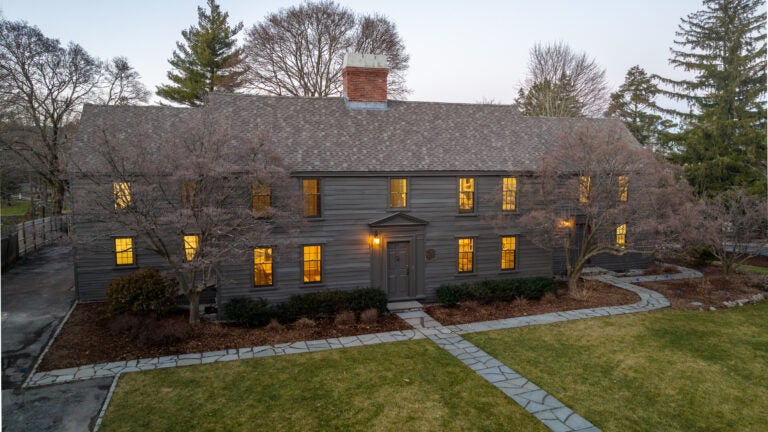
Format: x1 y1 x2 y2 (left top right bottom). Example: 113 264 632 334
101 340 547 432
737 264 768 275
0 199 30 217
466 303 768 432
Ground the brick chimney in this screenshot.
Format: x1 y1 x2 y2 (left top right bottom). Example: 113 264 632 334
342 52 388 110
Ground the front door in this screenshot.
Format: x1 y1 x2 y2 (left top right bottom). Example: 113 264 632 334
387 241 411 299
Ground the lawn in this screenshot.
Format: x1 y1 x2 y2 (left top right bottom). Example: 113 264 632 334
100 339 547 432
466 303 768 432
0 199 30 217
737 264 768 275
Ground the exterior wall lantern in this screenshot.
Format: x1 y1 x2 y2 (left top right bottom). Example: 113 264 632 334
372 231 381 246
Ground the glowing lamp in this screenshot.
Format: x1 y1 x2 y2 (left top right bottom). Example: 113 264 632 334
372 231 380 246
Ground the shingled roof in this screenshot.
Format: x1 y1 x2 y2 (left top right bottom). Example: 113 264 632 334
72 93 638 174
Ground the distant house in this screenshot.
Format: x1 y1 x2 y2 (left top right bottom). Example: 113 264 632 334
70 53 649 307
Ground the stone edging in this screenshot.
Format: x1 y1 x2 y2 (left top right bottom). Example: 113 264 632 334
21 299 78 388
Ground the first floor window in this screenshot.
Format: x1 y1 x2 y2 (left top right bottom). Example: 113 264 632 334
183 235 198 261
303 245 322 283
302 179 321 217
502 177 517 211
253 247 273 286
616 224 627 249
114 237 134 266
458 178 475 213
113 182 131 209
457 238 474 273
390 178 407 208
501 236 516 270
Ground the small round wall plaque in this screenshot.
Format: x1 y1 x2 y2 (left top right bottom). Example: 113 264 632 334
425 249 436 261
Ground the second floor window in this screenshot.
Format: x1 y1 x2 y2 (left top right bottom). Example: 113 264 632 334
457 238 474 273
302 179 321 217
390 178 407 208
114 237 134 266
183 235 198 261
181 181 197 207
253 247 273 286
502 177 517 211
579 176 591 203
458 178 475 213
252 181 271 212
113 182 131 209
619 175 629 202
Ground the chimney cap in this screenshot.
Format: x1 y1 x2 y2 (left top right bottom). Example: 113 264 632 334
342 52 388 69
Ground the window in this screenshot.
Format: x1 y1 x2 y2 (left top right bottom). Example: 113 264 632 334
502 177 517 211
303 245 322 283
458 178 475 213
113 182 131 209
616 224 627 249
252 181 271 212
114 237 134 266
457 238 474 273
183 235 198 261
181 181 196 207
579 176 591 203
302 179 321 217
253 247 273 286
618 175 629 202
501 236 516 270
390 178 407 208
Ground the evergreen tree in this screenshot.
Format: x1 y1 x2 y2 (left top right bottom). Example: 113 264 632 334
157 0 245 106
605 66 667 148
658 0 766 195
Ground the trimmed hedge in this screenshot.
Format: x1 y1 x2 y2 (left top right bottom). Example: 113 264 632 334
436 277 557 307
106 267 178 317
222 287 388 328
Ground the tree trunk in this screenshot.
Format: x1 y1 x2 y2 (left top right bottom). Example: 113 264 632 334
188 291 201 324
567 271 581 295
51 180 66 216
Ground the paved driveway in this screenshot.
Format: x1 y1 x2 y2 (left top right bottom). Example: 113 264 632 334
2 246 110 431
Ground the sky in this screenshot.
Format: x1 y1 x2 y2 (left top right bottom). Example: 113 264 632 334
1 0 712 105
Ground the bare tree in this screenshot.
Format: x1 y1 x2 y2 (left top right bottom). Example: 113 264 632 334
73 106 302 323
242 1 410 99
515 42 609 117
514 123 685 293
100 57 150 105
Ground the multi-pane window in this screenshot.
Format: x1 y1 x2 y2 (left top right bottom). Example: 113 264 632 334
616 224 627 248
502 177 517 211
579 176 591 203
457 238 474 273
113 182 131 209
458 178 475 213
252 181 271 212
114 237 134 266
390 178 407 208
183 235 198 261
618 175 629 202
501 236 516 270
181 181 196 207
303 245 322 283
302 179 321 217
253 247 273 286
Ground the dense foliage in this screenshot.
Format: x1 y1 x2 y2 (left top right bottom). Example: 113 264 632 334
436 277 557 307
106 268 178 317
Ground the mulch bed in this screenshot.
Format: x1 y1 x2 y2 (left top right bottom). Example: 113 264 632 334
425 281 640 326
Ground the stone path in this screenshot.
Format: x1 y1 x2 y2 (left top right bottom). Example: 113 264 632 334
26 266 701 432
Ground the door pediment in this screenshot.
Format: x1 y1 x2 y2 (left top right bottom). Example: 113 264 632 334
369 212 429 228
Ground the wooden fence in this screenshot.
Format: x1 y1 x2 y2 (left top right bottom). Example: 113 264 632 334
1 215 71 269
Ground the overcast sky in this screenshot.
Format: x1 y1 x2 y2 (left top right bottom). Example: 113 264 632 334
2 0 713 105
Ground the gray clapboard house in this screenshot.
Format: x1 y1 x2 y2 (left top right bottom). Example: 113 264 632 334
70 53 649 307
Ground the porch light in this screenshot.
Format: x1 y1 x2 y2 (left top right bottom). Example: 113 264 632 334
372 231 381 246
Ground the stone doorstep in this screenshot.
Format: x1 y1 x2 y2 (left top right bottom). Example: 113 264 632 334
386 301 424 313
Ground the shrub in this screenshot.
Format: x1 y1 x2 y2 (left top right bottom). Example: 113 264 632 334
221 297 277 327
436 277 556 307
334 310 356 326
359 308 379 325
294 317 316 329
265 318 284 333
139 321 192 347
686 246 717 268
106 268 177 317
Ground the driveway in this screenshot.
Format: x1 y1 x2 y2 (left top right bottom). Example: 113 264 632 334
2 246 111 431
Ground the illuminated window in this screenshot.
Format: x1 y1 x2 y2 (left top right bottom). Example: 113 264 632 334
501 236 516 270
114 237 134 266
619 175 629 202
390 178 407 208
458 178 475 213
181 181 196 207
579 176 591 203
457 238 474 273
113 182 131 209
616 224 627 248
303 245 322 283
302 179 321 217
252 181 271 212
183 235 198 261
253 247 273 286
502 177 517 211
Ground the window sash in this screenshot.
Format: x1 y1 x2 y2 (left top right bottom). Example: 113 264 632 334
502 177 517 211
252 181 271 212
616 224 627 248
303 245 322 283
181 181 197 207
457 238 474 273
501 236 516 270
254 247 273 286
458 178 475 213
183 235 198 261
579 176 590 203
114 237 134 266
303 179 321 217
113 182 131 209
618 175 629 202
390 178 407 208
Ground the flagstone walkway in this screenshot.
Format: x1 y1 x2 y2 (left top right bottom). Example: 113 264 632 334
27 266 702 432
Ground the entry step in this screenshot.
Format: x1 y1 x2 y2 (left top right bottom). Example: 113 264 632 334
387 301 424 313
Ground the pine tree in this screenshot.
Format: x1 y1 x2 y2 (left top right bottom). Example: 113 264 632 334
156 0 245 106
658 0 766 195
605 66 667 148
